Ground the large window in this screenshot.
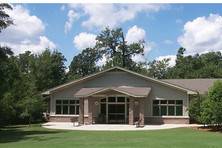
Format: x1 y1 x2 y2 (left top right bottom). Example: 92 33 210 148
56 99 79 115
152 100 183 116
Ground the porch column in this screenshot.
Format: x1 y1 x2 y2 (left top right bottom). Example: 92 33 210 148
79 98 84 125
139 98 145 126
88 98 93 124
129 98 134 125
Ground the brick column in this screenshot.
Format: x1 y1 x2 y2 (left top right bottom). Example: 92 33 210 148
88 98 93 124
139 98 145 126
129 98 134 125
79 98 84 125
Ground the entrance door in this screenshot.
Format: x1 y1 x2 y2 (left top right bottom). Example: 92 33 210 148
108 104 125 124
100 96 129 124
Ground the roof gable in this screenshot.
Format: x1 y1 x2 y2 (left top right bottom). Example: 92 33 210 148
42 66 197 95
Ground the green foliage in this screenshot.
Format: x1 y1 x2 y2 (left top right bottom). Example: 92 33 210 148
68 48 101 79
147 58 170 79
0 3 13 32
168 48 222 79
189 94 206 123
191 80 222 126
95 27 144 69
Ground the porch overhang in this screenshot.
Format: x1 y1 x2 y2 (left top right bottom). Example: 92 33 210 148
74 86 151 98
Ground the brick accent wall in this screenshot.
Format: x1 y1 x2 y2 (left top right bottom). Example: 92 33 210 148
49 116 78 122
145 117 190 124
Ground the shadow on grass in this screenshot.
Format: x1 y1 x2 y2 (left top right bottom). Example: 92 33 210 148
0 125 65 143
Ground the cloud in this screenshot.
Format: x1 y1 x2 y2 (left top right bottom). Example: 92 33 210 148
73 32 96 50
0 5 56 55
125 25 152 62
1 36 56 55
163 40 173 45
126 25 146 44
64 10 80 34
178 14 222 54
156 55 176 67
68 4 166 30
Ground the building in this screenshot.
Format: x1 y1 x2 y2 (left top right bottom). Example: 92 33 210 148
42 66 218 125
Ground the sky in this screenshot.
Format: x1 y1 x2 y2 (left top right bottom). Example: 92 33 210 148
1 3 222 68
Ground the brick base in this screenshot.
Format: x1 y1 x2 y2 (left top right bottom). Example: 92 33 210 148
145 117 190 124
49 116 89 123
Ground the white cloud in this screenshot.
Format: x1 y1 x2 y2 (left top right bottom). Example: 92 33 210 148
0 5 45 42
163 40 173 45
73 32 96 50
0 5 56 54
68 4 166 30
178 14 222 54
126 25 145 44
125 25 152 62
96 54 108 67
156 55 176 67
64 10 80 34
1 36 56 55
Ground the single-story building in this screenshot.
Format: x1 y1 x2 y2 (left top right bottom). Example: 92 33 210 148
42 66 219 125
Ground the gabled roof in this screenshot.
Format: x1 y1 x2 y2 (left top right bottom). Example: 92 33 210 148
42 66 197 95
163 79 222 94
74 86 151 98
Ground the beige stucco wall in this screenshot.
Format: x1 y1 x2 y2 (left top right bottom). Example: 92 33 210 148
50 71 189 117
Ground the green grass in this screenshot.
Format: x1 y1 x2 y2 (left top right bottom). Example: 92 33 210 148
0 124 222 148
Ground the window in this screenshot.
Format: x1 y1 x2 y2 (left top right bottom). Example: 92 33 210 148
56 99 79 115
152 100 183 116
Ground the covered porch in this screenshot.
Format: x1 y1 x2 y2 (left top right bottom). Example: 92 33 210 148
74 86 151 125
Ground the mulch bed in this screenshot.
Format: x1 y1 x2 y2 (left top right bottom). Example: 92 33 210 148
192 126 222 132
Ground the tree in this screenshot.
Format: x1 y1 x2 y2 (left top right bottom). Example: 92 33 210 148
167 48 222 79
189 94 207 123
147 58 170 79
95 27 144 69
0 3 13 32
68 48 101 79
33 49 67 91
207 80 222 126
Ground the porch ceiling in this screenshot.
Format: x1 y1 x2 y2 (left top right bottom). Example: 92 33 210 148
74 86 151 98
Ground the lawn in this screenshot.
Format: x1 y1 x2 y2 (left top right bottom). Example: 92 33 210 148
0 124 222 148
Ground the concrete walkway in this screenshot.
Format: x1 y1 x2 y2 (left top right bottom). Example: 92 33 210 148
42 122 202 131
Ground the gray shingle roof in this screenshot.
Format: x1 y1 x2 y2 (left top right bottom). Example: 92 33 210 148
74 86 151 98
162 79 222 94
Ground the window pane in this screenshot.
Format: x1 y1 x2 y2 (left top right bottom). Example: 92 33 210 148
160 100 167 104
56 105 61 114
101 104 106 114
127 98 129 102
56 100 61 104
168 106 175 116
153 100 159 105
76 100 79 104
69 106 75 114
101 98 106 102
63 100 69 104
153 106 160 116
70 100 75 104
117 97 125 102
108 97 116 102
161 106 167 116
176 106 183 116
63 105 68 114
76 106 79 114
176 100 183 105
168 100 175 105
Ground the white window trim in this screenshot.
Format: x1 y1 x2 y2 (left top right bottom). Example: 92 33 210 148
152 99 183 116
55 98 80 115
